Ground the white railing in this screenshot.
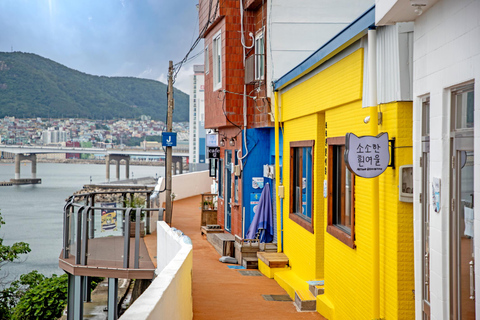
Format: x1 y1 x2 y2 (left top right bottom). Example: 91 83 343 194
120 221 193 320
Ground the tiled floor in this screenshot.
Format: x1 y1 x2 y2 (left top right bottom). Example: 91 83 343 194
171 195 326 320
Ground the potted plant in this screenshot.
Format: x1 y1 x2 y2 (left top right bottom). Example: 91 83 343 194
125 196 146 237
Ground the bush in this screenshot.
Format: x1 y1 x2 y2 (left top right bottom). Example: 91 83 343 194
13 274 68 320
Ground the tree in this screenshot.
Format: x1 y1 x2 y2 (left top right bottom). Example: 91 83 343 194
0 211 31 319
13 274 68 320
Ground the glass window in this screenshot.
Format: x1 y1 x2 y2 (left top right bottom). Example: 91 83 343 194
453 84 474 130
212 32 222 90
327 137 355 248
255 32 264 80
289 140 314 233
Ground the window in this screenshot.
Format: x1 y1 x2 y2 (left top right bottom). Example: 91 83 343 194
255 32 264 80
289 140 314 233
212 32 222 90
327 137 355 248
205 45 209 75
452 83 474 130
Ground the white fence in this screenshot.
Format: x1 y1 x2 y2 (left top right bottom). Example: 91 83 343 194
120 221 193 320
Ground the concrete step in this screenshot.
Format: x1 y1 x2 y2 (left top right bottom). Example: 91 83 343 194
242 257 258 269
294 289 316 312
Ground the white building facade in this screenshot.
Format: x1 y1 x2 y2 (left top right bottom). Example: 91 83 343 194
376 0 480 319
188 65 206 165
42 128 69 145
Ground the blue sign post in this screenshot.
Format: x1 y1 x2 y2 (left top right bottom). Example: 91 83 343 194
162 132 177 147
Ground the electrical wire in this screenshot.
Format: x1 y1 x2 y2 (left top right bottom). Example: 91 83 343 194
172 0 221 84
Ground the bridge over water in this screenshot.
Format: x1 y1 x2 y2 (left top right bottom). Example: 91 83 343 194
0 145 188 184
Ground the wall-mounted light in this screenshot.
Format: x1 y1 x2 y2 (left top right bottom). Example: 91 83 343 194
412 4 424 15
229 137 236 147
364 116 371 124
219 138 226 147
410 0 427 15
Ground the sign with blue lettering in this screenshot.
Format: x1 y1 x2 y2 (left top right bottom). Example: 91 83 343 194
162 132 177 147
345 132 389 178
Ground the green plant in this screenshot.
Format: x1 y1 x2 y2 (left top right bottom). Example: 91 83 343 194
0 210 32 319
0 271 45 319
124 196 146 222
12 274 68 320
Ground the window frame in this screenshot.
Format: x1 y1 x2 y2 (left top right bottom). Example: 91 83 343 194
289 140 315 233
327 136 356 248
254 31 265 80
212 31 222 91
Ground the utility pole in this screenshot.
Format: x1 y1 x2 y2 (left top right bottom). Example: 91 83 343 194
165 61 174 224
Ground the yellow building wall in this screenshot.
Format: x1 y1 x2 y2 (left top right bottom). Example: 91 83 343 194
278 47 414 319
282 113 325 281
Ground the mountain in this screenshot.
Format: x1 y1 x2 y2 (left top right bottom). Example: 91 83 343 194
0 52 189 121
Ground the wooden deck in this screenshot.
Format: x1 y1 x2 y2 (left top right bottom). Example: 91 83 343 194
59 235 156 279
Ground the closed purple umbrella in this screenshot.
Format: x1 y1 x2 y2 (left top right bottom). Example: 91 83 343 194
245 183 273 243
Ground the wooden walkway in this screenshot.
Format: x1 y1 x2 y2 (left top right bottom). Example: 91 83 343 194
171 195 325 320
59 236 155 279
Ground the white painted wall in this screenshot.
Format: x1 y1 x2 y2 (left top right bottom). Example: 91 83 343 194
158 170 212 205
266 0 374 97
408 0 480 319
120 221 193 320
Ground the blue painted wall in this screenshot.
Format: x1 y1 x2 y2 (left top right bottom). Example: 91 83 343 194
241 128 275 236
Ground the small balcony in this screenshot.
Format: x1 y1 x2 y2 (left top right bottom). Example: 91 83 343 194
59 189 161 280
245 53 265 85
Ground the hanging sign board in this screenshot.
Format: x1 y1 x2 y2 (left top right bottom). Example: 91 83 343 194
208 147 220 159
344 132 389 178
206 134 218 147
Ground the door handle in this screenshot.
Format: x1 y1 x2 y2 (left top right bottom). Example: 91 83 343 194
470 260 475 300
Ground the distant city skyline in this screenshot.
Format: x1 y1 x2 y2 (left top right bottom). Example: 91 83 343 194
0 0 202 93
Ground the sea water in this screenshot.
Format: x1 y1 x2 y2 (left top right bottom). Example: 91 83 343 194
0 162 163 283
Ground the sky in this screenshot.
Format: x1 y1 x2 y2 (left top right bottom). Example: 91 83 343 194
0 0 203 93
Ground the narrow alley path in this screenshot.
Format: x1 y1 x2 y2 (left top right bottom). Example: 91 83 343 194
172 195 325 320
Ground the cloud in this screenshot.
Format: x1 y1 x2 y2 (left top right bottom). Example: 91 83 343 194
156 73 167 85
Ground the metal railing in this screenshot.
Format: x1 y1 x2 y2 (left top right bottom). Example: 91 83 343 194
62 190 164 269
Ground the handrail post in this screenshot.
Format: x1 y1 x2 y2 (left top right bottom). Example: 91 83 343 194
123 208 131 268
81 207 89 266
134 208 141 269
158 208 165 221
89 195 95 239
63 201 73 259
75 207 84 265
146 193 151 234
